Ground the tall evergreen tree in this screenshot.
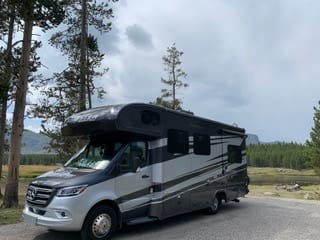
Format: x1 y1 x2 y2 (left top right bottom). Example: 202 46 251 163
0 0 16 197
49 0 114 110
0 1 42 192
30 0 116 158
2 0 64 208
156 43 188 110
307 101 320 175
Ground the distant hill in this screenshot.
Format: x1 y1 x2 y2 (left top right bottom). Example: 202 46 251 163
21 130 50 154
6 130 50 154
246 134 260 145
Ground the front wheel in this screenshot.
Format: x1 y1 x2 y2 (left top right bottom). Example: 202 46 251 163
81 205 117 240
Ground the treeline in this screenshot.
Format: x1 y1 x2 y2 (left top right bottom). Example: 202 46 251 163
247 143 309 170
1 142 311 169
3 154 62 166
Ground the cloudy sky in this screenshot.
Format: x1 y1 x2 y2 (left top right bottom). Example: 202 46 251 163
23 0 320 143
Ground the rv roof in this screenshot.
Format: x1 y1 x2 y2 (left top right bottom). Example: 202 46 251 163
62 103 245 137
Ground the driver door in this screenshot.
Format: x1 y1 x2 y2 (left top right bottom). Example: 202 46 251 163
115 141 152 215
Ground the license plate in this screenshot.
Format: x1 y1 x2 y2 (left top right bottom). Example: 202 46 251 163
23 213 37 225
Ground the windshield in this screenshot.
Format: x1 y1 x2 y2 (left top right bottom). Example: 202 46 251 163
64 141 124 170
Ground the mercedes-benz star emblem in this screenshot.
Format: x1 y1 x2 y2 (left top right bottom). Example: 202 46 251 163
27 188 37 201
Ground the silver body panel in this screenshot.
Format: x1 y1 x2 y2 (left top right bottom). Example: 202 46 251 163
24 133 248 231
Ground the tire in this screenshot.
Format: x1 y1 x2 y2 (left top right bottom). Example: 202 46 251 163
206 195 220 215
81 205 117 240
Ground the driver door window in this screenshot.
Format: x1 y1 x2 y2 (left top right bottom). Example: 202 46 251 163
119 142 147 173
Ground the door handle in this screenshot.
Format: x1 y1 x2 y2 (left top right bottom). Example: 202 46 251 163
142 175 150 179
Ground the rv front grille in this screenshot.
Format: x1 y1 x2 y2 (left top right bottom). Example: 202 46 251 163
26 185 55 207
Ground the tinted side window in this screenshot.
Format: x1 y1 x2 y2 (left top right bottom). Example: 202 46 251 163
119 142 147 173
168 129 189 154
228 145 242 163
130 142 147 167
194 134 210 155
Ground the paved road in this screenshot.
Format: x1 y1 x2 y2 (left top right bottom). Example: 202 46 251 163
1 197 320 240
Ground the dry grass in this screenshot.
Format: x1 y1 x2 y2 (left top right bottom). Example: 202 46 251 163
0 179 31 225
0 165 56 225
248 184 320 200
2 165 58 178
248 167 316 176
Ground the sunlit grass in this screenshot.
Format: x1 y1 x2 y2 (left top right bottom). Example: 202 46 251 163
2 165 58 178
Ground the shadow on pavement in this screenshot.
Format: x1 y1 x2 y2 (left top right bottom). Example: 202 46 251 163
33 230 81 240
31 201 248 240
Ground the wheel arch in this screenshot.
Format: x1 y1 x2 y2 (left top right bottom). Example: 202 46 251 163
84 199 122 230
216 191 227 204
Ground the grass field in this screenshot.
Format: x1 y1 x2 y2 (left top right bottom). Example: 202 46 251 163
0 165 57 225
248 185 320 200
0 178 32 225
1 165 59 178
0 165 320 225
248 167 320 185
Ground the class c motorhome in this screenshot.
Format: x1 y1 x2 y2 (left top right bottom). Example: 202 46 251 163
23 103 249 240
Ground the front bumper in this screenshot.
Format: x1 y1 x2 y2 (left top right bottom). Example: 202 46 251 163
23 195 88 231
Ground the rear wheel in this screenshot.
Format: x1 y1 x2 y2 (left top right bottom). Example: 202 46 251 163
207 195 220 215
81 205 117 240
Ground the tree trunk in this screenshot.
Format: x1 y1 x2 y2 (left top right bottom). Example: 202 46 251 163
79 0 88 112
86 54 92 109
0 0 15 197
3 15 33 208
0 101 5 198
0 100 7 179
172 64 176 110
86 78 92 109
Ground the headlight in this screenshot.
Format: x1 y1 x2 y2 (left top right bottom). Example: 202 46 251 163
56 185 88 197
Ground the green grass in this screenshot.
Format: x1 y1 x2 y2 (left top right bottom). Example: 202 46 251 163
0 179 31 225
247 168 320 200
248 167 316 176
248 167 320 185
0 165 53 226
0 207 23 225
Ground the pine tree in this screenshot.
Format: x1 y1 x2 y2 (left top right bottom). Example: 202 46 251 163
2 0 64 208
49 0 114 110
307 101 320 175
0 0 16 197
30 0 116 158
156 43 188 110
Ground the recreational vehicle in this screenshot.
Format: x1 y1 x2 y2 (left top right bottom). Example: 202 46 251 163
23 103 249 240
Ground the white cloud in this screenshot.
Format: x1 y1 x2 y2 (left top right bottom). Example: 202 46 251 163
25 124 41 133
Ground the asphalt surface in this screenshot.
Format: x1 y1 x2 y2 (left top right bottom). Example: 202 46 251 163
1 197 320 240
